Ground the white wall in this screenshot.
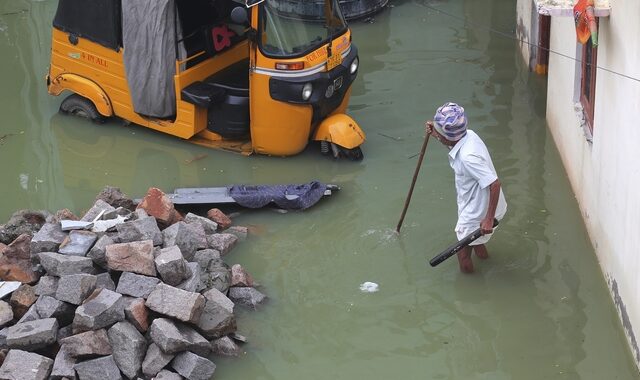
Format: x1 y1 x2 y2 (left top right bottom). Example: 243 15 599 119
545 0 640 368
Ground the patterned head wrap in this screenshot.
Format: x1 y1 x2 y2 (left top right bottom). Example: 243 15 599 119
433 102 468 142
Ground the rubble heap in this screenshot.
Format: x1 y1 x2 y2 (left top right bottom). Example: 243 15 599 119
0 186 266 380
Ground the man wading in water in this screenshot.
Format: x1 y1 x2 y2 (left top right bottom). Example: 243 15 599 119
426 102 507 273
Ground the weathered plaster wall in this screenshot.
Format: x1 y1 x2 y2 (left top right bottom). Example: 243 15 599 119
515 0 536 69
544 0 640 369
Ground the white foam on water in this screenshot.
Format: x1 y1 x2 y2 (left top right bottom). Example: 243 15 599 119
359 282 379 293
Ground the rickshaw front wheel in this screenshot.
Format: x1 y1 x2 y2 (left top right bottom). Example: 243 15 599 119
60 94 105 123
323 141 363 161
340 146 364 161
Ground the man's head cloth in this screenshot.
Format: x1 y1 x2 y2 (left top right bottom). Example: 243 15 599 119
433 102 468 141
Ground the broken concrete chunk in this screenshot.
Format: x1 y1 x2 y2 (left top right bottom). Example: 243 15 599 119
116 217 163 246
108 321 147 379
30 222 67 254
80 199 116 222
6 318 58 350
116 272 160 299
149 318 210 355
230 264 254 287
0 301 13 328
124 297 149 333
184 212 218 235
34 276 58 297
105 240 156 276
171 350 216 380
196 287 236 339
206 233 238 256
211 336 243 357
9 284 37 319
0 349 54 380
60 329 112 358
176 262 201 293
60 220 93 232
87 235 114 269
50 346 77 380
73 289 124 333
162 221 206 261
74 355 123 380
145 283 204 324
228 287 266 310
0 281 22 300
34 295 74 325
38 252 95 276
55 274 97 305
154 246 187 286
142 343 175 378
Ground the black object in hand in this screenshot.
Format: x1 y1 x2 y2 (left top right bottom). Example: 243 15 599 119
429 219 499 267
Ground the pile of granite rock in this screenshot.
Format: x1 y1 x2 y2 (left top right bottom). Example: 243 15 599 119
0 186 266 380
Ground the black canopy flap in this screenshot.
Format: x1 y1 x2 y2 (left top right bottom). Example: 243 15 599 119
53 0 122 51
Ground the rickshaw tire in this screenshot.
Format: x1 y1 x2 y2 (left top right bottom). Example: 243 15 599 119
340 146 364 161
60 94 105 123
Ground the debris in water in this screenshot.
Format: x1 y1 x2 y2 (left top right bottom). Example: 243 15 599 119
377 132 402 141
0 133 14 146
19 174 28 190
184 153 208 164
359 282 379 293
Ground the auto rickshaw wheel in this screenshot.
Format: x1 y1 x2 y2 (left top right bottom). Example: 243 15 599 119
324 141 363 161
59 94 105 123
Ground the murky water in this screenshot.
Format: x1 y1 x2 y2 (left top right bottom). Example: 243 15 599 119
0 0 638 378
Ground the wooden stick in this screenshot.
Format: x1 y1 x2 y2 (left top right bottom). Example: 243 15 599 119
396 132 430 233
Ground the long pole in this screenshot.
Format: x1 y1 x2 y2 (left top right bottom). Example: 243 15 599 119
396 132 430 233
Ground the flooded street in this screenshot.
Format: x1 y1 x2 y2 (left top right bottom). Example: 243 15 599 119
0 0 638 378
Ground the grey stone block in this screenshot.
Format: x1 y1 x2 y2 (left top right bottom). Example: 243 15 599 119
58 230 98 256
38 252 95 276
30 222 67 255
225 226 248 242
17 303 40 324
206 233 238 256
228 287 267 310
34 275 58 297
6 318 58 350
210 336 243 357
141 343 175 378
155 369 182 380
74 355 123 380
55 274 97 305
108 321 147 379
149 318 210 355
191 249 222 271
56 324 74 342
106 240 156 276
145 283 204 324
87 235 114 269
196 288 236 339
124 298 149 333
0 349 54 380
73 289 124 333
96 272 116 291
154 246 187 286
0 301 13 328
162 222 206 261
50 347 77 380
60 329 112 358
200 262 231 295
0 327 8 348
34 295 74 325
171 351 216 380
176 262 201 293
80 199 116 222
184 213 218 235
116 217 163 246
116 272 160 299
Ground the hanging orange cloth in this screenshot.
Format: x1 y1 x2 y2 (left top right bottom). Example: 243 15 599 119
573 0 598 46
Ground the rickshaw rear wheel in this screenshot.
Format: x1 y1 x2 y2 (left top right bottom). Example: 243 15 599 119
60 94 105 123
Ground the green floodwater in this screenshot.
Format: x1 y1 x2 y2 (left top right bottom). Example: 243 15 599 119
0 0 638 379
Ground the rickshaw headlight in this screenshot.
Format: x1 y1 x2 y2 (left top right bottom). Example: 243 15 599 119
350 57 359 74
302 83 313 101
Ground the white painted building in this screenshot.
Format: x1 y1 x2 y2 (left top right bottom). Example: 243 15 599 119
516 0 640 370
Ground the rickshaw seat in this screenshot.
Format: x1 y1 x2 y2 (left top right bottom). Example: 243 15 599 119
181 82 226 108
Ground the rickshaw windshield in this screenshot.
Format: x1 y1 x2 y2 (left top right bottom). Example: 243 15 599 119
260 0 348 58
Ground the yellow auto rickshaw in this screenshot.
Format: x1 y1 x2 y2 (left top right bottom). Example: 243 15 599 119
46 0 365 159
